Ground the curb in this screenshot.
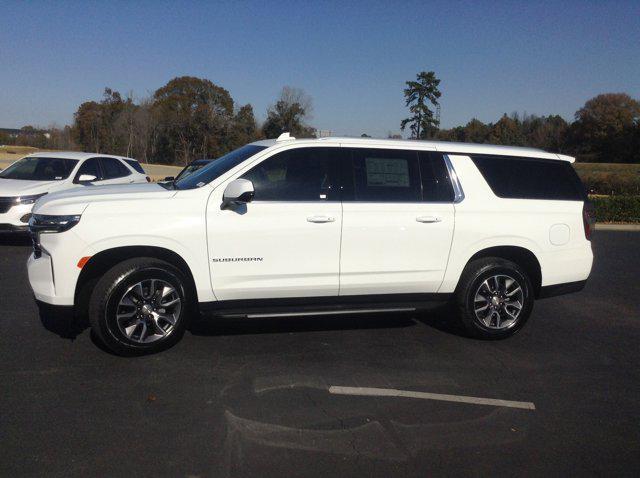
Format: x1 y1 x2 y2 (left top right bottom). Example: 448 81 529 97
594 224 640 231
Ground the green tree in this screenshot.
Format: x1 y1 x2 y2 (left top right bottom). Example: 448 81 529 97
570 93 640 162
400 71 441 139
228 104 260 147
488 114 525 146
463 118 490 143
262 86 315 138
152 76 234 164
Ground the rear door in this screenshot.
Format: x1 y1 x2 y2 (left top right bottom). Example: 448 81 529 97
339 147 456 295
97 157 135 185
207 146 343 301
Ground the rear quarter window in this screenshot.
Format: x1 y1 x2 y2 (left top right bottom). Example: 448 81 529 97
124 159 145 174
471 155 585 201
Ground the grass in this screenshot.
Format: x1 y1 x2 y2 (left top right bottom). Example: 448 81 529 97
573 162 640 195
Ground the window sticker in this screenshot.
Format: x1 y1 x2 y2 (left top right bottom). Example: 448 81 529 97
365 157 410 187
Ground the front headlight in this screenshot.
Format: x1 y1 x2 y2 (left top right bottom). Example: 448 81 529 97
16 193 47 205
29 214 82 233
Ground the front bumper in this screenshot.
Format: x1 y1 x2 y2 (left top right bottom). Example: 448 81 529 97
0 224 29 233
27 251 64 305
0 203 33 230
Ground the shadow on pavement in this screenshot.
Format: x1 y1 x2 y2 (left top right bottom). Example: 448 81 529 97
37 301 89 340
413 304 470 338
0 233 31 247
189 311 417 337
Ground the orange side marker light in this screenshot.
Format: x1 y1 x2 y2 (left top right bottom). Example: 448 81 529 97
77 256 92 269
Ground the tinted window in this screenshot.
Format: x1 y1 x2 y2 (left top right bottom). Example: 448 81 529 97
241 147 339 201
176 160 213 181
75 158 102 182
0 157 78 181
419 152 455 202
343 148 421 202
471 155 585 201
124 159 145 174
100 158 131 179
175 145 266 190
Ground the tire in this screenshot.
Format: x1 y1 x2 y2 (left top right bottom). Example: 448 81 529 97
89 258 192 355
453 257 534 339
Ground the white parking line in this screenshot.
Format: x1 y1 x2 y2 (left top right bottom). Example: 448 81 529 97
328 386 536 410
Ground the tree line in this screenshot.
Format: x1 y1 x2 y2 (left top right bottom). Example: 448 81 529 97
399 71 639 163
1 77 315 165
2 74 639 164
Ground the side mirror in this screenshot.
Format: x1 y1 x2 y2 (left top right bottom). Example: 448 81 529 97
164 176 175 181
221 179 254 210
78 174 97 183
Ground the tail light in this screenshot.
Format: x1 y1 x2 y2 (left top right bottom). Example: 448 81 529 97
145 176 151 182
583 201 595 241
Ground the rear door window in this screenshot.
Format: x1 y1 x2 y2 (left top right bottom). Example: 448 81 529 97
471 155 585 200
342 148 422 202
123 159 145 174
419 152 455 202
99 157 131 180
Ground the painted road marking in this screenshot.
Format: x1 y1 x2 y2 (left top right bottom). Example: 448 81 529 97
328 386 536 410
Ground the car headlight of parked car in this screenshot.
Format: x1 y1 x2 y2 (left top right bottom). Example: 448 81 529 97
16 193 47 204
29 214 82 233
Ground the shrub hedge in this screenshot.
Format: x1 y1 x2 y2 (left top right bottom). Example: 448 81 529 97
590 195 640 223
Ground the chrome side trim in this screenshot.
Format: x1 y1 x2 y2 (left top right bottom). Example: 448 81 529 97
240 307 416 319
443 154 465 203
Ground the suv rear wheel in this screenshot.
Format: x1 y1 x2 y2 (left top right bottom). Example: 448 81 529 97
454 257 534 339
89 258 191 355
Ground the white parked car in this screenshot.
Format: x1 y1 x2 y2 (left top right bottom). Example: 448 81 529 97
0 152 149 232
27 134 593 355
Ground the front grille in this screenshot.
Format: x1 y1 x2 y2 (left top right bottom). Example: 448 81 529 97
0 197 16 214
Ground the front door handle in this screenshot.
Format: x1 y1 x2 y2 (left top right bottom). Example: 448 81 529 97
307 215 335 223
416 216 442 223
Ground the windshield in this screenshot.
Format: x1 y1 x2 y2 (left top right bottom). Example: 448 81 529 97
175 161 212 181
174 145 267 190
0 156 78 181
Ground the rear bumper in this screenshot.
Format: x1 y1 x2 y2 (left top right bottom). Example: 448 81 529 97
538 280 587 299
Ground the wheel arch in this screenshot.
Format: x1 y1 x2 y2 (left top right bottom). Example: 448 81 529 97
464 245 542 298
74 245 198 318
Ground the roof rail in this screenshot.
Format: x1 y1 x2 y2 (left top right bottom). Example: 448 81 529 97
276 132 296 142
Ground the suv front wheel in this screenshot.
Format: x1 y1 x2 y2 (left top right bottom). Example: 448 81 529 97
89 258 191 355
454 257 534 339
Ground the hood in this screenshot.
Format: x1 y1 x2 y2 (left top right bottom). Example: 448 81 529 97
33 182 177 216
0 178 59 197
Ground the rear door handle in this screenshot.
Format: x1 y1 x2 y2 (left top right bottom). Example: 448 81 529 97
416 216 442 223
307 215 335 223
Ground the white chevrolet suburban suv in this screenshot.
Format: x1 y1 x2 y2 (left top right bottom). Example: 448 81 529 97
27 134 593 355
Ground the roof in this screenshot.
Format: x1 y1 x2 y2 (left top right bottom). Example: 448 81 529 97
250 136 575 162
25 151 136 161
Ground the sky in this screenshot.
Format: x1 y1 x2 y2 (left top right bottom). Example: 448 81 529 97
1 0 639 137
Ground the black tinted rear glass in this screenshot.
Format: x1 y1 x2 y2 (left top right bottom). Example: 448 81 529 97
471 155 585 201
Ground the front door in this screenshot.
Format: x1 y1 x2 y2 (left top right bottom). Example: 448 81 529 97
207 146 343 301
339 147 456 295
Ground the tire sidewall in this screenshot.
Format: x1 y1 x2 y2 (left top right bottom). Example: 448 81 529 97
102 265 188 354
464 262 533 337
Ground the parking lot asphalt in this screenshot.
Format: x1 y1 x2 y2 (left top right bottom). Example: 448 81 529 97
0 232 638 477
